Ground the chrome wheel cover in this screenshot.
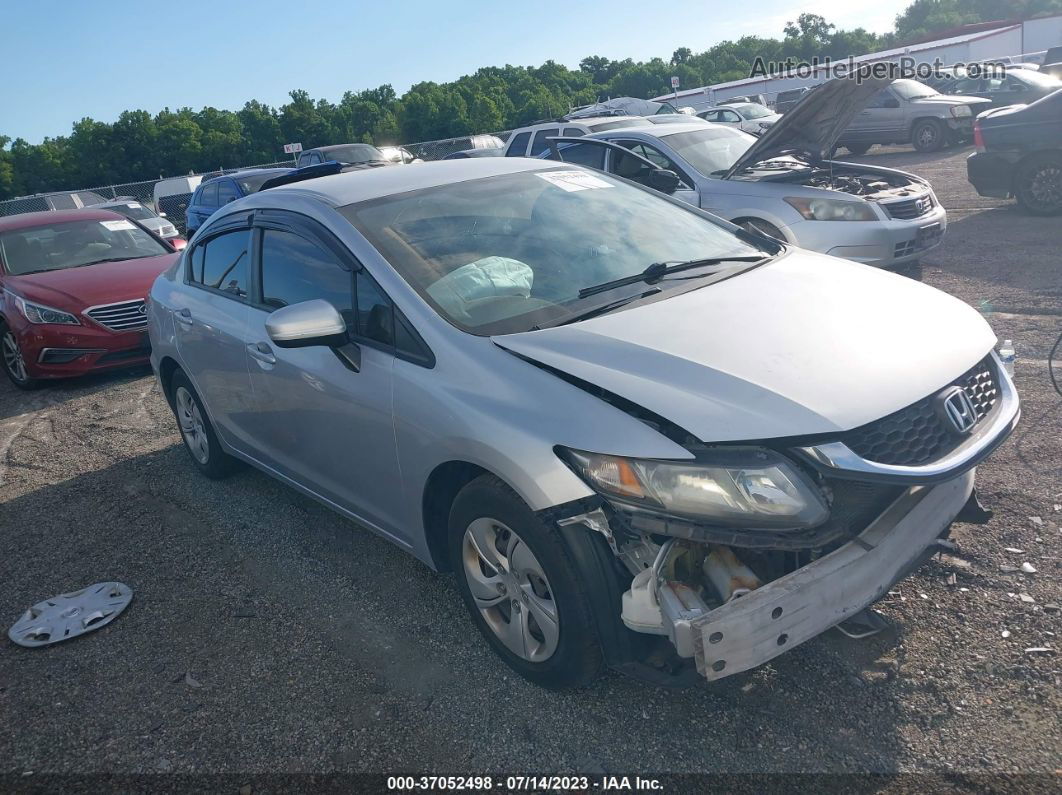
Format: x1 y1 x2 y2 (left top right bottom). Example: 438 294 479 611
461 518 560 663
175 386 209 464
916 124 938 148
2 331 28 382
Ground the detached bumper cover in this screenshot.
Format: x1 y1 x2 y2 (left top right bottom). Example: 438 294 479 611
688 469 974 680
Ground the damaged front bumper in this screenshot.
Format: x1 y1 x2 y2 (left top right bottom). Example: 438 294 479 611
619 469 975 681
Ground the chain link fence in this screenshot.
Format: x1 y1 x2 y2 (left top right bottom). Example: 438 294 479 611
0 131 513 231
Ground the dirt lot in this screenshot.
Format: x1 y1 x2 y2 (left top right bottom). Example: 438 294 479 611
1 144 1060 783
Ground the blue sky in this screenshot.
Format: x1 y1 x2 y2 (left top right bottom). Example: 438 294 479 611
1 0 909 143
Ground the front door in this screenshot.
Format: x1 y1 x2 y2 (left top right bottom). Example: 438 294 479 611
240 218 406 541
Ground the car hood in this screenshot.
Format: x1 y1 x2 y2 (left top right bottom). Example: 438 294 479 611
5 253 178 310
723 76 894 179
493 252 995 443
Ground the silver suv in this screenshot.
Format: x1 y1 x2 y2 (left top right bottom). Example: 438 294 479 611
837 79 990 154
149 159 1018 689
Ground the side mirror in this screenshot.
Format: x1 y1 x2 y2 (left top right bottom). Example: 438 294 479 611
266 299 361 371
883 98 900 108
170 237 187 251
647 168 681 194
158 211 168 217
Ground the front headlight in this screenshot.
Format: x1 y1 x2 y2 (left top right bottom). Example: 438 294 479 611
950 105 972 118
784 196 877 222
559 447 828 529
13 295 80 325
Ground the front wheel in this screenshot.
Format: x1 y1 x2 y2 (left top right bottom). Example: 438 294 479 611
1 325 41 390
1015 155 1062 216
845 143 872 155
911 119 945 152
448 475 603 689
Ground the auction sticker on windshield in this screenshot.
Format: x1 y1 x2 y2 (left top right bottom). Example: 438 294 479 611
100 219 136 231
536 170 613 192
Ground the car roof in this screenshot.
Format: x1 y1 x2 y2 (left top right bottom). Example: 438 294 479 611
243 158 566 208
0 208 127 232
589 122 710 138
312 143 380 152
201 168 292 186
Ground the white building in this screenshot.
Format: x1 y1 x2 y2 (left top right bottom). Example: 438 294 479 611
655 15 1062 112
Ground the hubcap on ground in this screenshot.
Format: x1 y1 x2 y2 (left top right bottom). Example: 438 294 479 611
1029 165 1062 208
175 386 209 464
2 332 28 382
461 518 560 663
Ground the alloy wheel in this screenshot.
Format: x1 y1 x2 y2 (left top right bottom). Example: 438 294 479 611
175 386 209 464
916 123 939 150
2 331 28 383
1028 164 1062 210
461 518 560 663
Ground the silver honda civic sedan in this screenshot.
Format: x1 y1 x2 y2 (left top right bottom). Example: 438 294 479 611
149 158 1018 689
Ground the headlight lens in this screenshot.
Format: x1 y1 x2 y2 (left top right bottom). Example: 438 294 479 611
784 197 877 221
950 105 972 118
559 448 828 529
13 295 80 325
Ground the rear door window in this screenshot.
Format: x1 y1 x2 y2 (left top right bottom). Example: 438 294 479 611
505 132 531 156
530 129 560 156
555 141 607 170
197 182 219 207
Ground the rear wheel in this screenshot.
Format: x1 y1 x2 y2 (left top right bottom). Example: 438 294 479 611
911 119 945 152
1014 154 1062 216
448 475 603 689
168 369 240 478
1 324 40 390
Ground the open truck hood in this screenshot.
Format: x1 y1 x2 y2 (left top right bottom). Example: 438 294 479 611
722 75 893 179
493 252 995 443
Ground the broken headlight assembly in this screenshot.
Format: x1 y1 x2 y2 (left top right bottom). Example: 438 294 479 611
558 447 828 529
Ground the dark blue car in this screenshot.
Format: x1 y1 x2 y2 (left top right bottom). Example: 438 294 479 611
185 168 293 236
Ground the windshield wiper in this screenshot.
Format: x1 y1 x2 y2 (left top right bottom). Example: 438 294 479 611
539 288 662 329
81 256 147 266
577 256 766 299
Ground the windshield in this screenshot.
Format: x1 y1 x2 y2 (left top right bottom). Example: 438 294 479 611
341 168 765 335
891 79 939 100
319 144 386 164
659 127 756 176
0 218 169 275
110 202 155 221
734 103 773 119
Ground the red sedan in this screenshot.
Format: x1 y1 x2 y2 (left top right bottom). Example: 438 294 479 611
0 208 180 388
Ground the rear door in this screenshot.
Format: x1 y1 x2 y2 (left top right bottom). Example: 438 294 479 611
189 182 219 230
172 220 257 451
240 212 407 540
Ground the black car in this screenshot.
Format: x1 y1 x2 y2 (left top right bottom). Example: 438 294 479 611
940 69 1062 109
967 89 1062 215
295 143 390 168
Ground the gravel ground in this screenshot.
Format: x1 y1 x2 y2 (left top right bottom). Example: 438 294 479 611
1 144 1060 783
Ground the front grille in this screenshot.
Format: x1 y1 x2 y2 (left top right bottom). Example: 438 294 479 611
85 300 148 332
840 356 999 466
883 194 934 220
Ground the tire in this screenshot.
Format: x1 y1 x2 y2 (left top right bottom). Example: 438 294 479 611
737 218 785 242
1 323 41 390
167 369 240 479
1014 154 1062 216
448 474 603 689
845 143 872 155
911 119 945 153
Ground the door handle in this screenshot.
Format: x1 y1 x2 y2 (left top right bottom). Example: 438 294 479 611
247 342 276 365
175 308 193 326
